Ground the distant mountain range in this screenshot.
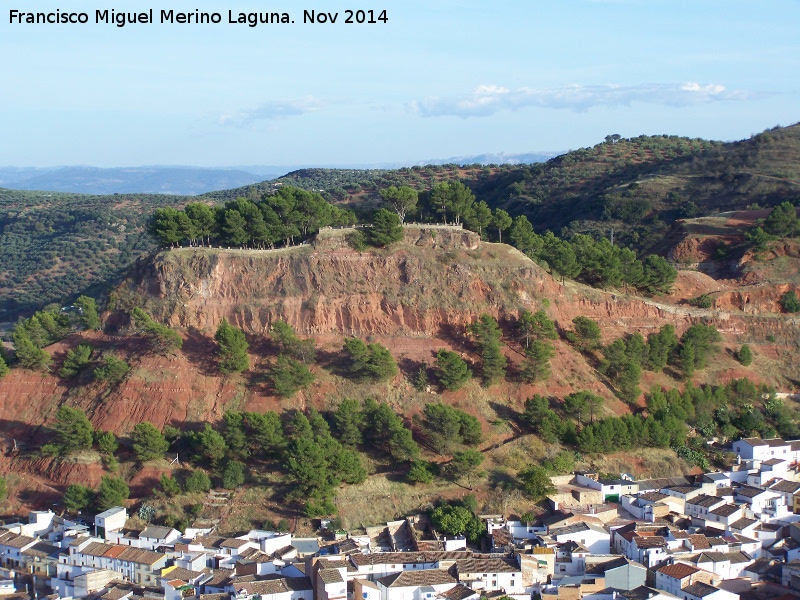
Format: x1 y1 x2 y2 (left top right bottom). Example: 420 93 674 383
0 166 268 196
0 153 558 196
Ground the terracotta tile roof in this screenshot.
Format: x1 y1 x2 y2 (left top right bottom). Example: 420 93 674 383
585 557 632 575
639 492 669 502
104 546 127 559
160 567 204 581
709 504 740 517
634 536 666 549
0 534 36 549
440 583 478 600
377 570 458 588
657 563 700 579
233 576 313 595
350 551 471 566
204 569 235 587
687 495 724 508
689 535 712 550
318 569 345 584
21 541 60 559
116 547 167 565
193 536 226 549
454 558 520 574
730 518 758 530
141 526 175 540
770 480 800 493
735 485 768 498
81 542 116 557
682 582 719 598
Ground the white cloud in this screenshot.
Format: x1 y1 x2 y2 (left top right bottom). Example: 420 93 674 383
410 82 760 118
220 96 324 126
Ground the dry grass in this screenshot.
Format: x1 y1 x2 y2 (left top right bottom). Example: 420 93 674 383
335 473 466 529
581 448 693 479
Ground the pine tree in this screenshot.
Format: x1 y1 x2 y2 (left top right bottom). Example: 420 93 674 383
434 350 471 390
407 460 434 484
222 461 246 489
413 365 429 391
74 296 100 330
469 314 506 385
618 360 642 403
491 209 512 243
366 209 403 247
520 340 553 382
332 398 363 447
681 340 696 379
737 344 753 366
270 354 314 397
12 327 51 371
160 473 181 497
567 316 601 351
63 484 93 512
93 355 130 383
59 343 93 378
96 476 130 510
53 406 94 454
215 318 250 373
132 422 169 461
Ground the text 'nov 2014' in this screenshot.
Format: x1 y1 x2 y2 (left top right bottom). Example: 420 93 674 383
8 9 389 28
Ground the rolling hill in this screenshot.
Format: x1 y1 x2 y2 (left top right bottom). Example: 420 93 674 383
2 123 799 321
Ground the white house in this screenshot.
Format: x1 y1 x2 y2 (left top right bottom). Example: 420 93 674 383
453 557 523 594
733 485 783 518
681 581 739 600
685 495 727 522
747 459 791 487
544 522 610 554
375 570 458 600
702 473 732 489
768 479 800 508
348 551 470 580
629 536 668 568
139 525 182 550
704 505 744 529
678 551 752 581
246 531 293 555
94 507 128 537
574 474 638 500
732 438 800 463
0 532 37 568
655 563 715 597
232 576 314 600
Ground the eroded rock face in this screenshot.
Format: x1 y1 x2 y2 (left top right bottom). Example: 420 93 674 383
121 240 552 336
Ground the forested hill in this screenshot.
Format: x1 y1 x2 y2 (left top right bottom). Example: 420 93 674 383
474 124 800 250
2 124 799 320
0 189 192 319
210 125 800 252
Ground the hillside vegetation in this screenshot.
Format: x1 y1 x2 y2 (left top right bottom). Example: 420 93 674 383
2 124 799 320
3 230 800 527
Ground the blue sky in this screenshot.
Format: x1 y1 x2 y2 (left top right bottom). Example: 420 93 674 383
1 0 798 167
